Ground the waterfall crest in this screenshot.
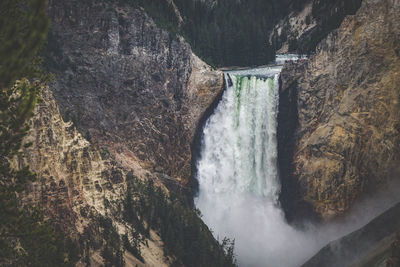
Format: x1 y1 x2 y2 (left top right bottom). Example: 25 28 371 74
196 71 280 201
195 62 311 267
195 56 400 267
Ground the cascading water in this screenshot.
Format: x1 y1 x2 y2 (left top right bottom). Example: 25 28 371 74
195 55 400 267
197 70 281 201
195 57 315 267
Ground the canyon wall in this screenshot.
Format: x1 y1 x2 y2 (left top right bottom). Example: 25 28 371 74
46 0 223 192
17 0 225 265
271 0 362 54
19 87 169 266
279 0 400 221
18 0 400 264
302 203 400 267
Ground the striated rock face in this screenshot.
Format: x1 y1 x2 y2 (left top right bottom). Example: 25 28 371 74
18 1 224 264
279 0 400 220
46 0 223 191
18 87 168 266
20 87 109 231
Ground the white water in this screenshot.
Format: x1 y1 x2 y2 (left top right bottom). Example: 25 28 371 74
275 54 306 65
195 56 400 267
195 60 314 266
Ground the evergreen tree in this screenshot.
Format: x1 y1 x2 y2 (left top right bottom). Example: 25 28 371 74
0 0 75 265
123 176 237 266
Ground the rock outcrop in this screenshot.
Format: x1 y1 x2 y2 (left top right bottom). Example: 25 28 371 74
302 202 400 267
271 0 362 54
278 0 400 220
46 0 223 193
18 87 169 266
17 0 225 264
270 0 315 53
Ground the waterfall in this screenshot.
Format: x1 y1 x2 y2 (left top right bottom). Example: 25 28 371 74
197 72 281 200
195 56 400 267
195 60 313 267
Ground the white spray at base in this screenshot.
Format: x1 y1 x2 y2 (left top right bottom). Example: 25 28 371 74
195 61 313 267
194 56 400 267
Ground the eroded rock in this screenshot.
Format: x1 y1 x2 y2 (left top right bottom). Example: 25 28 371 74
46 0 223 193
279 0 400 221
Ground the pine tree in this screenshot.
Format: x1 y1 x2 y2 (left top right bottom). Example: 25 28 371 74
0 0 74 265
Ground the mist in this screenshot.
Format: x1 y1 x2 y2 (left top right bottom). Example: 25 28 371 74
194 66 400 266
197 192 315 267
197 173 400 267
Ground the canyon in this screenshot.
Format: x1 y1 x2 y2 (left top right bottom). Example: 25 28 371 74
278 0 400 221
20 0 226 265
12 0 400 265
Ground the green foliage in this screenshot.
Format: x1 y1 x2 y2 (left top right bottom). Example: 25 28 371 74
123 173 237 266
0 81 77 267
0 207 74 266
81 214 125 267
0 0 76 266
120 0 179 37
118 0 361 66
118 0 302 67
122 232 144 263
0 0 50 89
98 216 125 267
100 147 111 160
173 0 283 67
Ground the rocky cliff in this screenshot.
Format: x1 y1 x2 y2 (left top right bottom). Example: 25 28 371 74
278 0 400 221
46 0 223 194
271 0 362 54
302 203 400 267
19 86 232 266
18 87 169 266
16 0 227 265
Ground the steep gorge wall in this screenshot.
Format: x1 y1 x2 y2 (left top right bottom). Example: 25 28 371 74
302 203 400 267
46 0 223 193
278 0 400 221
19 87 169 266
271 0 362 54
16 0 225 265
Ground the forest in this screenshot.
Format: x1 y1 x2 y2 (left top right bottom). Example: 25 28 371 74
123 0 302 67
122 173 236 267
123 0 363 67
0 0 369 265
0 0 77 265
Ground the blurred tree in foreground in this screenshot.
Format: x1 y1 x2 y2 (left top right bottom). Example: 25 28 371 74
0 0 75 265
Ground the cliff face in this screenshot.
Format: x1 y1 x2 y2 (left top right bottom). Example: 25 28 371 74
19 87 168 266
271 0 362 54
270 0 315 53
279 0 400 220
20 87 109 230
46 0 223 191
302 203 400 267
17 0 225 264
